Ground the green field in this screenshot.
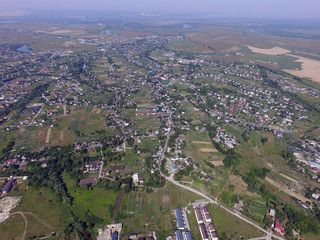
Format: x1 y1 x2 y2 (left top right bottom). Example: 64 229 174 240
63 172 118 223
208 204 264 239
118 183 199 239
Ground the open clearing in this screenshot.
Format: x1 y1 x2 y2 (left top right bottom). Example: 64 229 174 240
45 128 51 144
229 175 260 197
280 173 299 184
247 45 291 55
284 54 320 83
266 177 308 202
200 148 218 153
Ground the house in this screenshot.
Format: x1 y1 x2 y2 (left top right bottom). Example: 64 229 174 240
85 160 101 172
268 209 276 217
199 223 209 240
194 207 203 224
2 178 16 194
202 206 212 223
132 173 140 183
274 218 286 236
210 231 219 240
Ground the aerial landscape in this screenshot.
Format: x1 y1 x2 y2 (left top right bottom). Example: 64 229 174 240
0 1 320 240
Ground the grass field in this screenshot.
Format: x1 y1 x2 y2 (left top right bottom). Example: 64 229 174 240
63 172 117 223
208 204 264 239
0 186 66 239
186 130 223 163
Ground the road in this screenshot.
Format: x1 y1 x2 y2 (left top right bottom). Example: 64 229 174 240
98 149 104 179
29 104 45 125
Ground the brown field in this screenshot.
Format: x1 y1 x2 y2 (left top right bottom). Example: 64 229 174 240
284 54 320 83
247 45 291 55
45 128 51 144
279 173 299 184
200 148 218 153
265 177 308 202
209 161 224 166
192 141 212 145
50 30 86 35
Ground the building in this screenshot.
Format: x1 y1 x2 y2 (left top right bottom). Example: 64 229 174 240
194 207 203 224
2 179 16 194
175 230 184 240
185 231 193 240
175 208 185 229
210 231 219 240
199 223 209 240
112 231 119 240
202 206 212 223
84 160 101 172
274 218 286 236
132 173 140 183
268 209 276 217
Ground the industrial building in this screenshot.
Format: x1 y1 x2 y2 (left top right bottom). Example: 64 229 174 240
175 208 185 229
175 229 184 240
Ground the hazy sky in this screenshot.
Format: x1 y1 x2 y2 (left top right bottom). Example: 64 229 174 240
1 0 320 18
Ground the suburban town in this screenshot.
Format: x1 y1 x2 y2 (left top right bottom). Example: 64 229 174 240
1 3 320 240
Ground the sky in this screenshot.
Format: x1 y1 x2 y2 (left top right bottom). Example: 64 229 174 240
1 0 320 19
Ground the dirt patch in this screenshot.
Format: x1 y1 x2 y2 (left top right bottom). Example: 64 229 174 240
279 173 299 184
284 54 320 83
210 161 224 166
162 191 170 209
112 189 124 216
192 141 211 145
229 175 260 197
247 45 291 55
0 196 21 223
200 148 218 153
63 104 67 116
266 177 308 202
45 128 51 144
266 162 274 169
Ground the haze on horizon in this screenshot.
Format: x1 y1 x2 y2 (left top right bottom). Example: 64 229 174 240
1 0 320 19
